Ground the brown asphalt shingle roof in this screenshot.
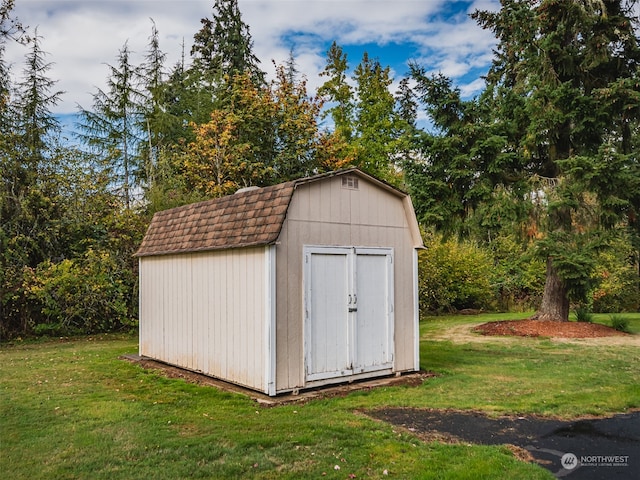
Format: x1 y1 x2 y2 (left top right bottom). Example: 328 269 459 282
135 182 295 257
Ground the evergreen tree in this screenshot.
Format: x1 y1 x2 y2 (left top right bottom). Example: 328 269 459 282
161 41 206 141
0 40 12 132
138 19 190 190
318 42 355 144
0 0 27 44
395 77 422 165
318 44 414 183
142 40 212 214
352 52 402 182
0 0 27 130
77 41 144 209
15 30 63 161
139 20 166 184
396 77 418 131
0 23 74 335
0 0 24 333
190 0 264 103
409 0 640 320
405 70 500 234
1 30 64 268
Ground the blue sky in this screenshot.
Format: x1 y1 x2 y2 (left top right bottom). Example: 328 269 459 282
5 0 499 122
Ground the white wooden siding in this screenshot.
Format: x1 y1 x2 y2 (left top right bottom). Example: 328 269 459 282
139 247 269 392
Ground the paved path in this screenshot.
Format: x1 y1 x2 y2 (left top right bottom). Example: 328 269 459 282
370 409 639 479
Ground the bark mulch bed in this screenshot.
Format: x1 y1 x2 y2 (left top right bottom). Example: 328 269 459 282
472 319 628 338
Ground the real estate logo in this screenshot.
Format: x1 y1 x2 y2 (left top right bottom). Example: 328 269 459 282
559 452 630 473
561 453 578 470
580 455 629 468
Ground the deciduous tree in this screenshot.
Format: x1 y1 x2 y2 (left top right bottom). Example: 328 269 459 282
271 59 324 181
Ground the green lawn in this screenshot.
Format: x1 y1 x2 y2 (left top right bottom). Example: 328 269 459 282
2 315 639 479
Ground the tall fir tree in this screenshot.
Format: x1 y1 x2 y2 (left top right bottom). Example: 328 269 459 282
394 76 421 164
318 41 355 145
405 70 497 234
0 21 73 335
140 20 166 183
1 30 64 268
408 0 640 320
15 30 63 162
162 40 205 141
476 0 640 320
77 41 144 209
352 52 402 183
138 19 188 190
0 0 27 132
190 0 264 108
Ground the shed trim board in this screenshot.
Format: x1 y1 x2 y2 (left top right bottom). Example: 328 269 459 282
412 249 420 371
137 168 423 396
265 245 277 396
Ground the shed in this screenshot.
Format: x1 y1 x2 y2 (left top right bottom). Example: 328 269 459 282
135 168 424 396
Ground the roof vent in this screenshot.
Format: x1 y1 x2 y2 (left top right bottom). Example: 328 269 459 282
341 176 359 190
235 186 261 194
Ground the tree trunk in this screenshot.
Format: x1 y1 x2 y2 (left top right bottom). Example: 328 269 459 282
533 258 570 321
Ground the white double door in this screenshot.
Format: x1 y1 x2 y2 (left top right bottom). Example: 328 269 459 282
304 246 394 382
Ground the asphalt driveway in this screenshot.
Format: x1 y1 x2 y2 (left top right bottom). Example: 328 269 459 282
369 409 639 479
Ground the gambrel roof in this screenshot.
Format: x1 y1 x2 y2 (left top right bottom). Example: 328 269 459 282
135 168 421 257
135 182 295 257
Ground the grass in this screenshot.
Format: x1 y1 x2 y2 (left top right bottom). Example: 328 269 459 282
2 315 639 479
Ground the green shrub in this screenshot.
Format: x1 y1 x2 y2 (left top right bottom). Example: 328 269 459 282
573 306 594 323
590 235 640 313
23 249 137 336
487 234 545 312
610 315 630 333
591 264 639 313
418 233 494 314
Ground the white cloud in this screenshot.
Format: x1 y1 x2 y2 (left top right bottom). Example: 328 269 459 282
459 77 487 98
4 0 496 113
5 1 212 111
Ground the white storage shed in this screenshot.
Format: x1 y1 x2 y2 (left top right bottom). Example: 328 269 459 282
135 169 424 396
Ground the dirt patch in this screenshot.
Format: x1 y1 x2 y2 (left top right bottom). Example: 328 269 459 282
121 354 435 405
473 319 628 338
368 408 639 479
